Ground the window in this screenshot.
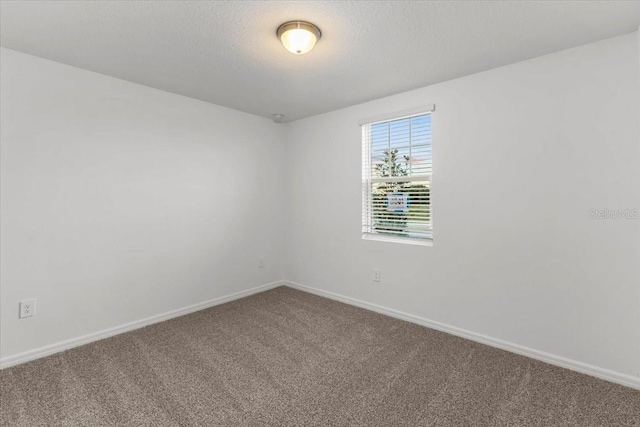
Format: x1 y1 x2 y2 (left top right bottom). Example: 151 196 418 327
361 106 433 244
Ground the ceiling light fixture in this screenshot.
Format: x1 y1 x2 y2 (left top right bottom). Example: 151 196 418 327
277 21 321 55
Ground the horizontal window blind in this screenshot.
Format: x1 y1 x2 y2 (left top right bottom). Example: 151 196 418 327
362 111 432 241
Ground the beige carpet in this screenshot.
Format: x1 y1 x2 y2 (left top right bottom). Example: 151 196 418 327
1 286 639 426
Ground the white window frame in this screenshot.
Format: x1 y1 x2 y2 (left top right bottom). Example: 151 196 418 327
361 105 434 246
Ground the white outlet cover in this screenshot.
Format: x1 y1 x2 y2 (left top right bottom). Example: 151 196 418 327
258 257 264 268
19 299 36 318
373 269 380 282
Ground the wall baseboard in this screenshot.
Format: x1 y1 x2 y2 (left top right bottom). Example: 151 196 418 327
0 280 285 370
284 280 640 391
4 278 638 391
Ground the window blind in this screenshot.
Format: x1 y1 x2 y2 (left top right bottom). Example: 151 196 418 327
362 110 433 242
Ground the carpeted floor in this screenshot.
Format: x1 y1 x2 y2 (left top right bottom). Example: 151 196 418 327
1 286 639 426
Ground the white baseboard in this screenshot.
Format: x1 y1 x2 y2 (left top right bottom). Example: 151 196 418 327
0 280 285 370
284 281 640 391
4 279 638 391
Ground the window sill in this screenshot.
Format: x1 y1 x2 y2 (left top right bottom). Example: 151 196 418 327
362 233 433 247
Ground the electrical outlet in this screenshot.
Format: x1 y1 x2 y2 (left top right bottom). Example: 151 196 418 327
258 257 265 268
373 269 380 282
19 299 36 318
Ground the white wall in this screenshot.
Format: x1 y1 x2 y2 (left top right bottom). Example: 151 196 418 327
2 32 639 385
0 48 286 360
284 33 640 380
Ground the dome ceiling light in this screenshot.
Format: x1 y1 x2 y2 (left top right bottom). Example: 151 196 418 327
277 21 321 55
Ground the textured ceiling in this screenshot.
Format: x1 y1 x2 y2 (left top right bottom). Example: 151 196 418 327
1 1 639 122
